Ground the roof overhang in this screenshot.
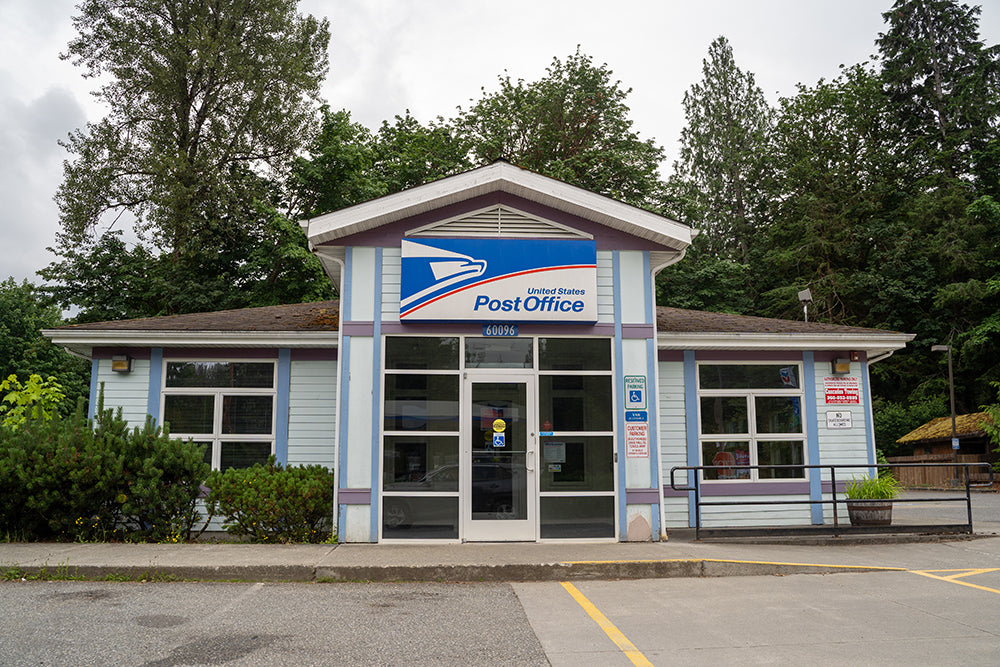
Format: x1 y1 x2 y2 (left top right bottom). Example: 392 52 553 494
43 329 339 359
657 332 915 362
304 162 693 250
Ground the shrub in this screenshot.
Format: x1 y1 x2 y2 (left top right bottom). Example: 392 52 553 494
0 396 208 542
845 474 901 500
0 373 64 431
205 458 335 543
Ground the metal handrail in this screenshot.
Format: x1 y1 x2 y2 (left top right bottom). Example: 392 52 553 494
669 462 994 540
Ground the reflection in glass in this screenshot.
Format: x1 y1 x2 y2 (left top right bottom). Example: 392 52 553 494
383 436 460 491
539 338 611 370
385 337 459 370
699 364 800 389
755 396 802 433
701 441 752 480
700 396 748 434
165 362 274 388
470 382 527 521
221 395 273 434
163 395 214 433
464 338 533 368
538 375 612 432
758 441 805 478
384 374 459 431
382 496 459 539
219 441 272 470
539 436 613 492
540 496 615 538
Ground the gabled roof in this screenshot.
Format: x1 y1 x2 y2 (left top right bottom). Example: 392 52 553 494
304 161 694 250
46 300 912 361
896 412 995 444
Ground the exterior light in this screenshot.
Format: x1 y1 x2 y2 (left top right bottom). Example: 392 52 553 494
111 355 133 373
797 289 813 323
831 358 851 374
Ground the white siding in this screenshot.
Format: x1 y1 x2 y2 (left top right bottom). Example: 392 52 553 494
349 247 376 321
381 246 401 322
698 496 813 526
618 250 647 324
597 250 614 323
95 358 151 427
345 337 374 488
815 365 871 480
658 360 690 528
623 339 651 488
287 360 337 467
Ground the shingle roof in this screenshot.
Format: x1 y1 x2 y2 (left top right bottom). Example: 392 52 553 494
55 300 340 332
656 306 900 335
896 412 995 444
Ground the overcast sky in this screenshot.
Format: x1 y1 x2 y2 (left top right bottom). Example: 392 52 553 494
1 0 998 287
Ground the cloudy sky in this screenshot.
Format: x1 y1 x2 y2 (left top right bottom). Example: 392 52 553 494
1 0 998 286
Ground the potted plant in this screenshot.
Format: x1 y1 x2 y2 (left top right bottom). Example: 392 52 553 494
844 474 901 526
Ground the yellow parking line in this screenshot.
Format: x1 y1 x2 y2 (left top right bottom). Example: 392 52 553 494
911 568 1000 580
562 558 906 571
910 569 1000 595
561 581 653 667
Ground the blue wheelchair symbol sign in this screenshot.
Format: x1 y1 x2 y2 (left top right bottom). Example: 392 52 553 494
629 389 643 403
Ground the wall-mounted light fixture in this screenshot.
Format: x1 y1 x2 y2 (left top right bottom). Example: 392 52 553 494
111 354 133 373
831 358 851 374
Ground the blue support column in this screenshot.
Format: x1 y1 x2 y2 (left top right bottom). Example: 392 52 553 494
275 348 291 465
804 352 823 524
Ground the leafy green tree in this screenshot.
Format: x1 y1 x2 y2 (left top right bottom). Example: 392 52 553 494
48 0 330 319
372 111 472 195
0 279 89 411
457 49 665 208
671 37 775 264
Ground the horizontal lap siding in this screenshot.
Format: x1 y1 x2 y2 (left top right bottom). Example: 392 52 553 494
96 359 151 427
698 495 814 526
814 367 870 483
597 251 614 323
287 360 337 467
658 360 690 528
382 247 401 323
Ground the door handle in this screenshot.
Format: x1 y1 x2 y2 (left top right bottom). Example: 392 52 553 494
526 449 535 472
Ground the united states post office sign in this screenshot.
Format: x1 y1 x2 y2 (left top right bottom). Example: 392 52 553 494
399 238 598 322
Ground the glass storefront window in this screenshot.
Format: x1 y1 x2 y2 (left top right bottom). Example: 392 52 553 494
385 337 459 370
755 396 802 434
701 441 752 480
699 364 800 390
221 395 273 434
163 395 214 433
700 396 749 434
538 375 612 432
382 496 459 539
540 496 615 538
464 338 533 368
384 374 459 432
383 436 460 492
165 361 274 388
539 338 611 370
758 440 806 478
220 442 272 470
539 436 614 492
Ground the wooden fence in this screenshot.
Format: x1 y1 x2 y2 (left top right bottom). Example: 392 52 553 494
886 454 991 487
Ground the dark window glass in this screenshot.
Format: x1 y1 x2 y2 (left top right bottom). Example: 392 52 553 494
698 364 800 389
700 396 749 434
221 396 273 434
540 496 615 538
165 361 274 388
756 396 802 434
758 441 805 478
701 441 752 480
383 436 460 491
163 395 214 433
538 375 612 432
539 437 614 492
539 338 611 370
219 441 272 470
382 496 459 539
464 338 533 368
385 337 459 370
384 374 459 431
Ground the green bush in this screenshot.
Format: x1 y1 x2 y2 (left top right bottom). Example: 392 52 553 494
0 397 208 542
205 458 335 543
845 474 901 500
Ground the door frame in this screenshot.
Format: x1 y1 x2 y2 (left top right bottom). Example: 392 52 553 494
462 371 537 541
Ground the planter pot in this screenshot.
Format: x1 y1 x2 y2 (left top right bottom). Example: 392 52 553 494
846 500 893 526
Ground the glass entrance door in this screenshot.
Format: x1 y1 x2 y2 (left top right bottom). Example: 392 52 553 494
464 376 536 541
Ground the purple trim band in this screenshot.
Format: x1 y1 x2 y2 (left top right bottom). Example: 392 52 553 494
621 324 654 339
338 489 372 504
657 350 684 362
813 351 867 363
663 481 847 497
379 321 617 336
626 488 661 504
290 349 338 361
163 348 278 359
696 351 804 361
92 347 152 360
342 322 375 336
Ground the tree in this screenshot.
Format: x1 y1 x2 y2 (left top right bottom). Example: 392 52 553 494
0 279 90 413
877 0 1000 182
49 0 330 318
671 37 775 264
457 49 666 208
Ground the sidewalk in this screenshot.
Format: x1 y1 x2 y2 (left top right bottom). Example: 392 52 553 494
3 531 999 583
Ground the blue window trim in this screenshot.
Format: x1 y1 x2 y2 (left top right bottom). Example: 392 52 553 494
642 249 660 537
612 251 627 539
369 247 383 542
146 347 163 424
803 352 823 524
862 360 877 475
683 350 699 527
275 348 291 465
88 358 99 420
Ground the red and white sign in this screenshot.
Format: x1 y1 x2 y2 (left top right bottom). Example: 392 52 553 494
824 377 860 404
625 423 648 458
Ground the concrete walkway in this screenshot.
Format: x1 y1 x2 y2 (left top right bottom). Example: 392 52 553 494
3 531 999 583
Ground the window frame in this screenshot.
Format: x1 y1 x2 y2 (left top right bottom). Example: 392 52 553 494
160 359 277 471
696 361 807 483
